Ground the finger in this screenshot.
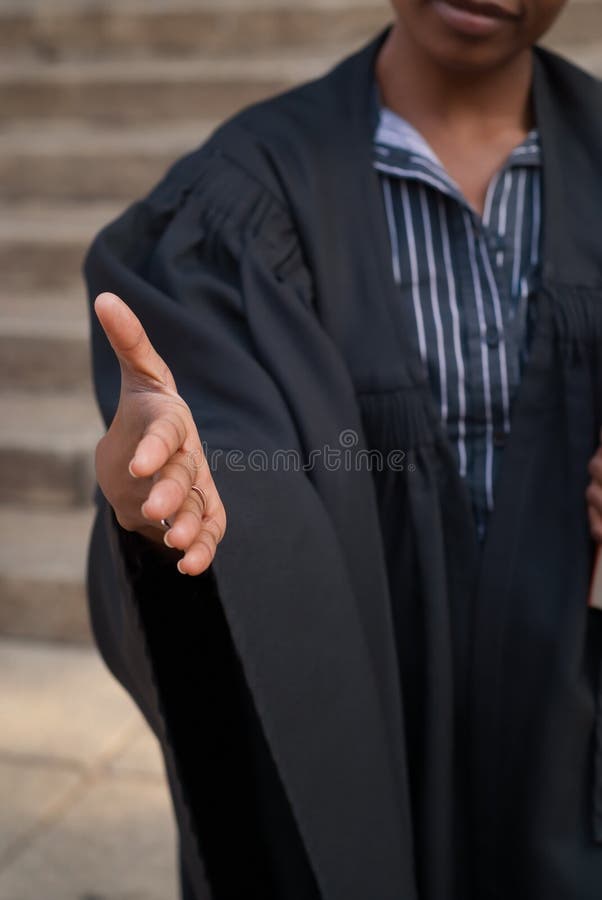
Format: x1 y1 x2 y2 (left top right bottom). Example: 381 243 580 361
162 473 224 548
194 471 225 526
168 506 224 555
177 522 223 575
140 447 194 520
586 482 602 517
588 452 602 482
588 504 602 543
130 410 189 479
94 292 174 386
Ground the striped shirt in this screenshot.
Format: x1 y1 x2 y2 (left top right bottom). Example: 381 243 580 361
373 86 542 542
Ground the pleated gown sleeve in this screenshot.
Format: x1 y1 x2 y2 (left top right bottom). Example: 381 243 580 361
83 140 359 674
83 134 415 900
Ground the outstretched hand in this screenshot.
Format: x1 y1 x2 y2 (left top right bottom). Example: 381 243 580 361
586 437 602 544
93 292 226 575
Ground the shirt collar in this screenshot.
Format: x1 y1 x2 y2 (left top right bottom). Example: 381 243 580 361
371 78 542 185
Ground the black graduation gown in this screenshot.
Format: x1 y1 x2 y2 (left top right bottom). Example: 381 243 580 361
83 24 602 900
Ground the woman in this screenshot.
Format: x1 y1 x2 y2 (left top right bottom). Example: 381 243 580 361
85 2 602 898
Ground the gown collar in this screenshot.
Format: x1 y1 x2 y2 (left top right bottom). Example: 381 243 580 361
334 23 602 289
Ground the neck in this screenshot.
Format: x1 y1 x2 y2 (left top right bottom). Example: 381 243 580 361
375 23 535 138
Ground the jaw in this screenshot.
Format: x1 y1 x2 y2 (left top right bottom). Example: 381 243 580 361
392 0 533 75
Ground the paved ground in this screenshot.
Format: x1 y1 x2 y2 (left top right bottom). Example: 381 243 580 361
0 636 178 900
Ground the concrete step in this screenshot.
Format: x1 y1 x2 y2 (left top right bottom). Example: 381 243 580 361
0 0 389 61
0 119 215 202
561 40 602 76
0 505 94 644
546 0 602 48
0 48 348 122
0 291 91 391
0 0 598 61
0 202 120 294
0 390 103 508
0 38 600 195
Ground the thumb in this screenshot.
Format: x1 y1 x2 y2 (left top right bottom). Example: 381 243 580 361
94 292 171 386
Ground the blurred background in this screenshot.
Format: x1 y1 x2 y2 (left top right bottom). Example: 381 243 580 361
0 1 600 898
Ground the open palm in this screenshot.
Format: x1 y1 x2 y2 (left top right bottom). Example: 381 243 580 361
93 292 226 575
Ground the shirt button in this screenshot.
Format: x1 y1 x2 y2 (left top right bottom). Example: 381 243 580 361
493 431 506 448
485 325 500 348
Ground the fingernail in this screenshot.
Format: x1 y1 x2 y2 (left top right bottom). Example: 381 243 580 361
177 560 187 575
128 459 138 478
164 531 174 549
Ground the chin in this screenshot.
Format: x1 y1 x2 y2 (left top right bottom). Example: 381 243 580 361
425 37 528 73
402 0 532 73
413 26 530 73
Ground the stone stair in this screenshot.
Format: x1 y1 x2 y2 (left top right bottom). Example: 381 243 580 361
0 0 600 644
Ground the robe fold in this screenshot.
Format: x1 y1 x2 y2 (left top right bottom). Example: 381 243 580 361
84 25 602 900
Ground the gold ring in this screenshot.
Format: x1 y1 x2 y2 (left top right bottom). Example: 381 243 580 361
190 484 207 516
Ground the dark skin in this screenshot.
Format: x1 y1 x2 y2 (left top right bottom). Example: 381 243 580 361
94 0 602 575
376 0 567 215
377 0 602 542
